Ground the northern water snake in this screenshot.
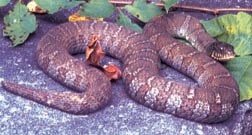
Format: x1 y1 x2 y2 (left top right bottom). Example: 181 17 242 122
1 13 239 123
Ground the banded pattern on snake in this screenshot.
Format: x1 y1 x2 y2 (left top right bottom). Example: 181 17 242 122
1 13 239 123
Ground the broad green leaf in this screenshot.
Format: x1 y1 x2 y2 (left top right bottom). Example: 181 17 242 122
124 0 163 23
116 10 142 33
162 0 179 13
3 1 37 46
0 0 10 7
34 0 83 14
78 0 115 18
201 12 252 56
225 56 252 101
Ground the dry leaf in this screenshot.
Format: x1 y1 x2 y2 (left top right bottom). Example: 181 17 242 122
85 35 121 80
27 1 47 14
88 43 105 66
86 35 99 60
103 64 122 80
86 35 105 66
69 14 103 22
85 47 95 60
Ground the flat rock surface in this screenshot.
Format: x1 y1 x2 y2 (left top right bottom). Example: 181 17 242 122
0 0 252 135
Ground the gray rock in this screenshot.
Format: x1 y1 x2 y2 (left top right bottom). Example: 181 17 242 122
0 0 251 135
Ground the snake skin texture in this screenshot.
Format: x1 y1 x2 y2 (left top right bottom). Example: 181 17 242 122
1 14 239 123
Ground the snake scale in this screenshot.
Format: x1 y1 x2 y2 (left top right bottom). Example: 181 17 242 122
1 13 239 123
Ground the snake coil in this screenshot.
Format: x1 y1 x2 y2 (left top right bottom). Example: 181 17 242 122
2 14 239 123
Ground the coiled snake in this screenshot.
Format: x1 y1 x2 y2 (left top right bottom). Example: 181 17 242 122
1 13 239 123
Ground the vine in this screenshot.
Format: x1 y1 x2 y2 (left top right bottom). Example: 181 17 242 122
109 0 252 15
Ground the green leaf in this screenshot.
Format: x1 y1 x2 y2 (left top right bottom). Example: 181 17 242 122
162 0 178 13
116 10 142 33
225 56 252 101
34 0 82 14
0 0 10 7
78 0 115 18
124 0 163 23
3 1 37 46
201 12 252 56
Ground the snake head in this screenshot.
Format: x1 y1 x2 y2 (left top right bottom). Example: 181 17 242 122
207 41 236 61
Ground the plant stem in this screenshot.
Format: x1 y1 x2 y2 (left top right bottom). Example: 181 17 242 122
109 0 252 15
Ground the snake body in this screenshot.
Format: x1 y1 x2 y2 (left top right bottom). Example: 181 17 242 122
1 14 239 123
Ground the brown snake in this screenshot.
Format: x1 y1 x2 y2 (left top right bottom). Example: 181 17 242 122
1 13 239 123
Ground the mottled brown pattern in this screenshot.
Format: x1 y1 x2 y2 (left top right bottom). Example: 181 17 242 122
1 14 239 123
